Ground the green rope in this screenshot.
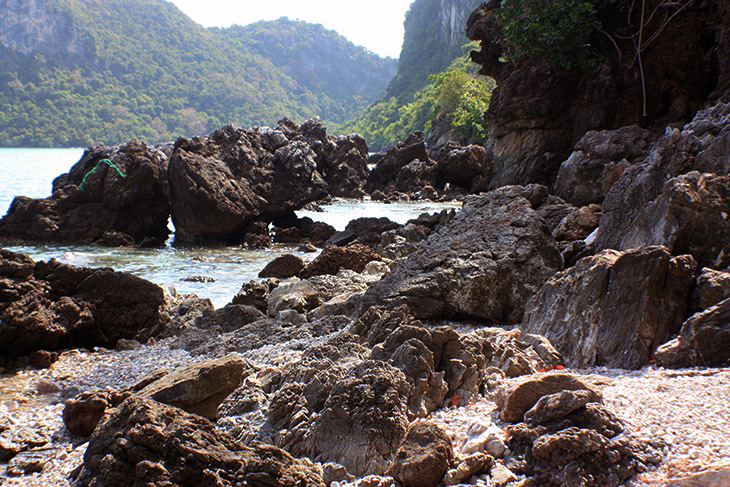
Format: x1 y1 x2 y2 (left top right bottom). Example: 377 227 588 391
79 158 127 192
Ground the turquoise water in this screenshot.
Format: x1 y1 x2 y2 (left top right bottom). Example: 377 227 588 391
0 148 460 307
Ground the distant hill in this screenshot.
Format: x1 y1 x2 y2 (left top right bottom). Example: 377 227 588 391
0 0 396 147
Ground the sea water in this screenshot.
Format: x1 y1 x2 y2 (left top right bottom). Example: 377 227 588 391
0 148 460 307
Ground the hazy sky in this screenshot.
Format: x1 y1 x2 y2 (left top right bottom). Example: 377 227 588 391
167 0 414 58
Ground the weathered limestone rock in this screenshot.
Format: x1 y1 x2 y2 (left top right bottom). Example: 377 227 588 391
655 297 730 368
139 354 247 420
0 140 170 246
81 396 325 487
522 247 697 369
386 421 454 487
0 249 166 357
362 186 563 321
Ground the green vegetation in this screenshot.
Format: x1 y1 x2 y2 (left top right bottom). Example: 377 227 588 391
0 0 395 147
496 0 605 69
346 46 494 148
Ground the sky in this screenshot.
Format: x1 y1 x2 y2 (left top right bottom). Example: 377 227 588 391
167 0 414 59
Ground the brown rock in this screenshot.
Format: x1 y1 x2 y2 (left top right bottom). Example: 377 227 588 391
258 254 305 278
692 268 730 313
387 421 454 487
81 395 325 487
299 244 381 279
63 390 129 437
496 374 601 423
139 354 247 419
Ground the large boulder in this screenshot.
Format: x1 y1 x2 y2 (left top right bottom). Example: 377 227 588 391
0 249 166 357
80 396 325 487
692 268 730 313
168 125 328 243
299 244 381 279
0 140 170 245
554 126 657 206
362 186 563 321
435 143 492 192
522 247 697 369
655 297 730 368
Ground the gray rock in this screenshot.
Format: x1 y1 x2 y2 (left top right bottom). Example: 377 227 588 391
523 390 596 425
362 186 563 321
495 373 601 423
522 247 697 369
555 126 656 206
81 396 325 487
267 280 322 317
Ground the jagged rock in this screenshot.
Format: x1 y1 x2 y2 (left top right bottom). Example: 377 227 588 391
0 249 166 357
299 244 381 278
167 125 328 243
615 172 730 269
395 159 440 194
362 186 563 321
211 304 266 333
138 354 247 420
386 421 454 487
553 204 602 241
436 143 492 191
555 126 657 206
0 140 171 245
522 247 697 369
80 396 325 487
596 101 730 257
230 280 272 312
63 390 130 437
272 213 336 246
655 297 730 368
328 217 401 247
267 280 322 317
306 269 370 302
365 132 432 195
692 268 730 313
376 223 429 260
443 452 494 486
496 373 601 423
258 254 305 278
295 118 370 198
523 390 597 426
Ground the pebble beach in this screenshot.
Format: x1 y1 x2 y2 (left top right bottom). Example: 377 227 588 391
1 339 727 487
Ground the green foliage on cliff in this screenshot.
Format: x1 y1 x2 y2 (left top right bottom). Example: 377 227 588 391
0 0 396 147
346 47 494 149
497 0 604 69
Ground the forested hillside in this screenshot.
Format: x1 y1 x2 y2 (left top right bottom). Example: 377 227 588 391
0 0 396 147
346 0 488 149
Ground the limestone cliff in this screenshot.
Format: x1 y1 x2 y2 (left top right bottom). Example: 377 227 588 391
466 0 726 189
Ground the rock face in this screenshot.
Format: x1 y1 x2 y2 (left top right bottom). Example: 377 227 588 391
596 101 730 266
554 126 657 206
522 247 697 369
81 396 325 487
617 172 730 269
436 143 492 192
168 124 328 243
0 140 170 246
655 297 730 368
466 0 723 188
0 249 166 357
363 186 563 321
692 268 730 313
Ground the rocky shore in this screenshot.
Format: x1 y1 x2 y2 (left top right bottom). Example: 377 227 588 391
3 1 730 485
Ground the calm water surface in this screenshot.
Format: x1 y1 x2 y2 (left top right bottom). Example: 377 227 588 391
0 148 460 307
